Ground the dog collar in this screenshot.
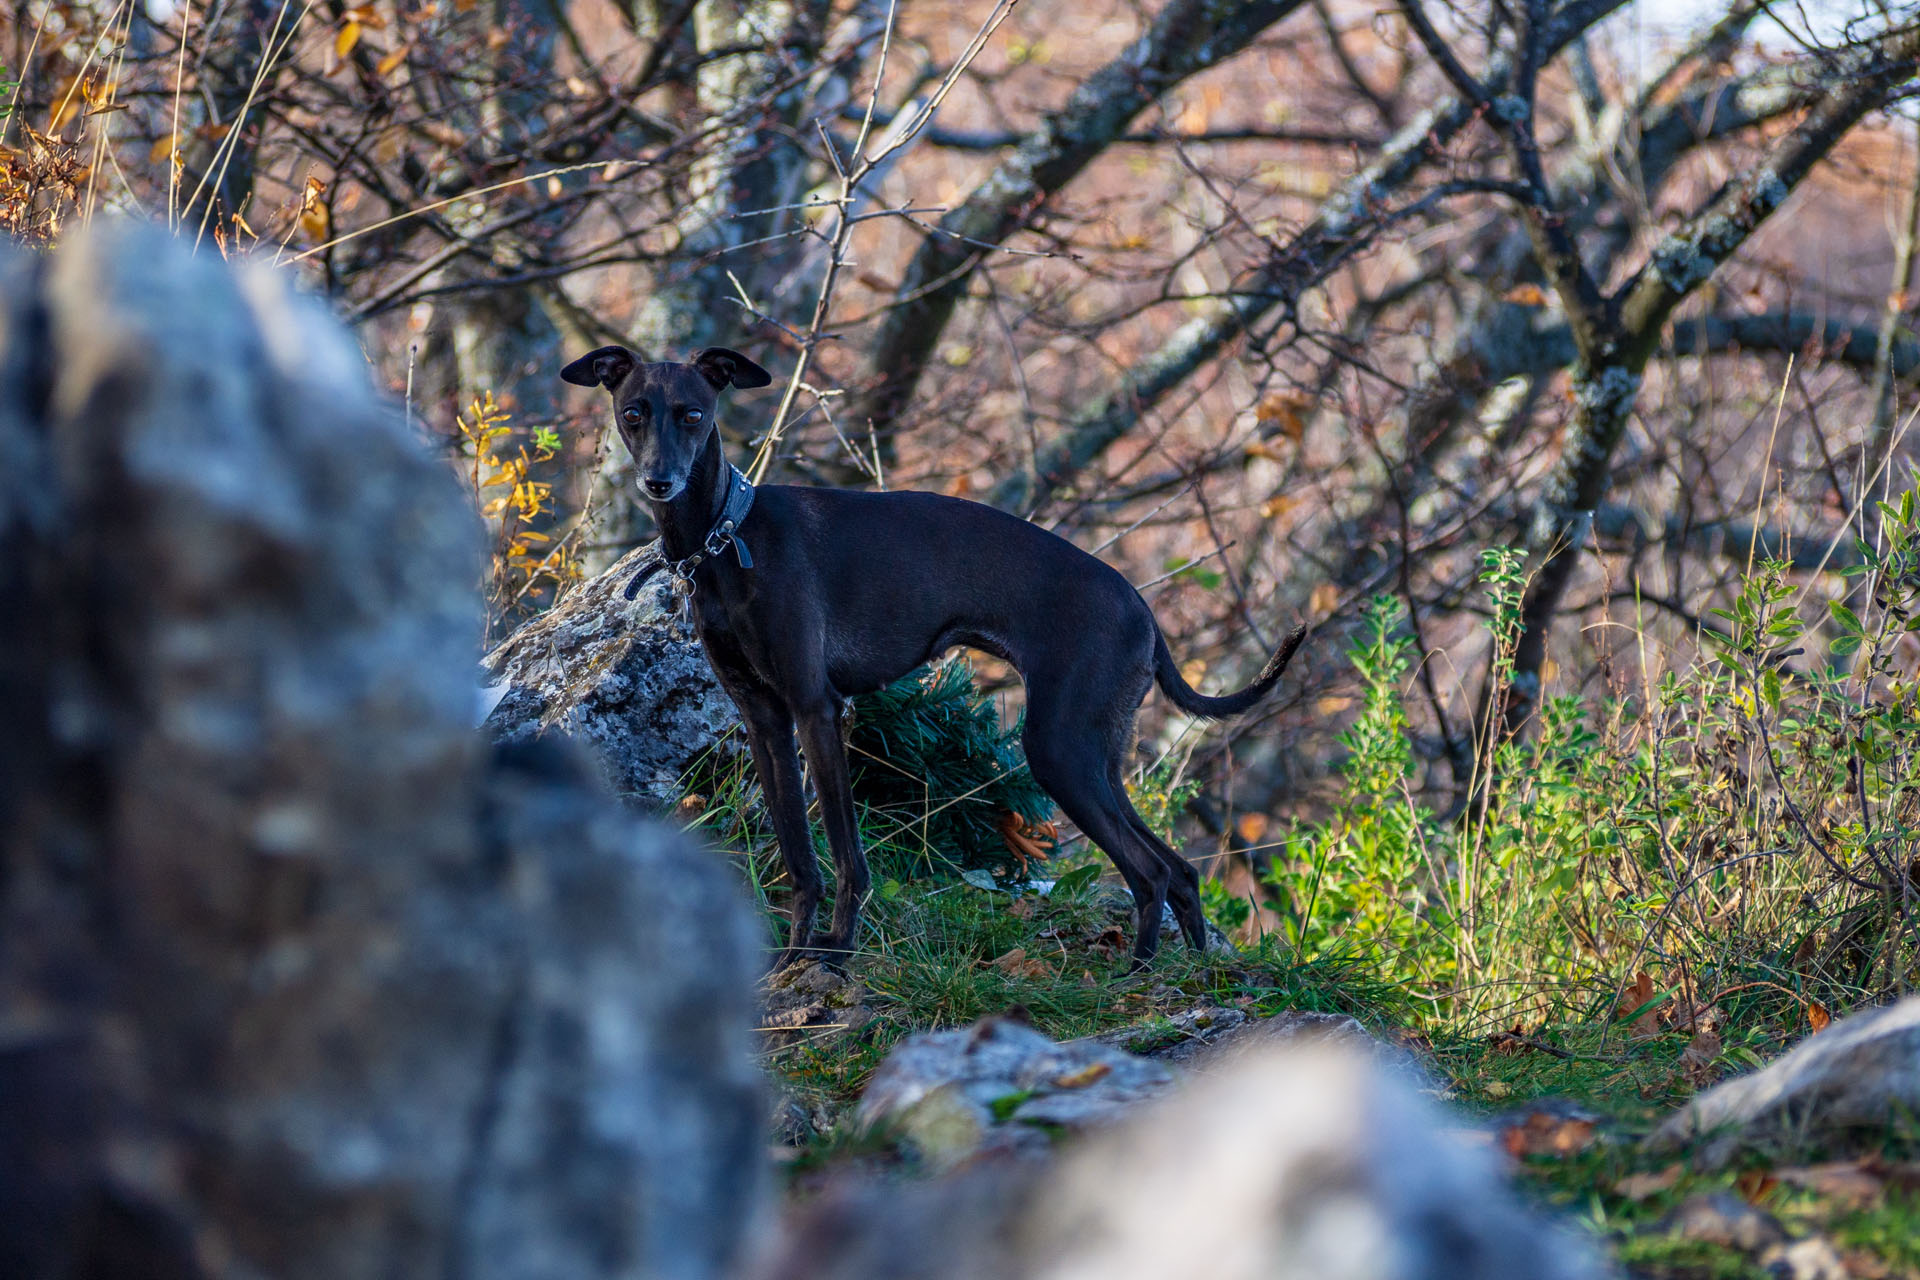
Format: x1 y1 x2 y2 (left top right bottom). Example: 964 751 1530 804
623 465 756 602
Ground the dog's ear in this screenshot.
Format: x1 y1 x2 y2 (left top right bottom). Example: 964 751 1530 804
690 347 772 390
560 345 639 390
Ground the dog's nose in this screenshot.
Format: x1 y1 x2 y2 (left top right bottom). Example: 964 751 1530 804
642 477 675 500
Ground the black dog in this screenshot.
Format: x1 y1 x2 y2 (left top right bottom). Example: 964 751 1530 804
562 344 1306 967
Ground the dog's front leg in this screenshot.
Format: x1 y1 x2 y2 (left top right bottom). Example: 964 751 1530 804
794 700 870 962
734 694 825 969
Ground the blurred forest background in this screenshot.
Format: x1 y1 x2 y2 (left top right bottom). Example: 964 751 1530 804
11 0 1920 1034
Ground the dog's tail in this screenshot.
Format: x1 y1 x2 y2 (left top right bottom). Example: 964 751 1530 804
1152 621 1307 721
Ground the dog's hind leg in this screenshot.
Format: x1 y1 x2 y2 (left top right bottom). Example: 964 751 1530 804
728 683 825 969
1022 682 1174 964
794 698 871 964
1118 790 1210 950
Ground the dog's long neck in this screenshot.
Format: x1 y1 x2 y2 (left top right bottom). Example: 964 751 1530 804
652 429 731 563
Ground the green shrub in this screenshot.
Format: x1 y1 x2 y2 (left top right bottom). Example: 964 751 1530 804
1263 486 1920 1033
846 655 1055 883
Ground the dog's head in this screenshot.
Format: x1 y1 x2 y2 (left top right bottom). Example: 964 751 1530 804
560 345 771 502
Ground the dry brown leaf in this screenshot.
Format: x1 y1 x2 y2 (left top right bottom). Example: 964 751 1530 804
1309 581 1340 617
1807 1001 1831 1033
1615 1164 1684 1201
674 793 706 820
1679 1027 1723 1087
1616 970 1665 1041
1255 390 1313 441
148 132 178 163
1258 494 1295 519
298 176 329 242
1235 812 1270 845
1772 1162 1885 1211
1734 1168 1778 1203
1503 282 1550 306
1499 1111 1597 1160
375 45 409 77
47 74 85 134
990 947 1050 980
1051 1061 1112 1089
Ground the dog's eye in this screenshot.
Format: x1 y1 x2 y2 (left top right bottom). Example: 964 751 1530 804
622 404 643 423
683 409 703 424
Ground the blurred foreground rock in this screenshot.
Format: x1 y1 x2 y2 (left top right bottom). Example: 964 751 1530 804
1095 1004 1436 1085
855 1017 1175 1168
0 225 764 1280
482 542 743 807
757 1038 1611 1280
1648 996 1920 1168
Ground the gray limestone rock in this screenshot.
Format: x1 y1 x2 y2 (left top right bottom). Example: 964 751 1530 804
755 1039 1612 1280
0 224 766 1280
1648 996 1920 1167
481 543 744 808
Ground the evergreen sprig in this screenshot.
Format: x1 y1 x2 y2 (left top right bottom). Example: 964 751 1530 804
847 656 1053 882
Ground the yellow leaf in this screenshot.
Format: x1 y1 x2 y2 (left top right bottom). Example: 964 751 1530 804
1259 494 1295 520
47 74 84 134
1255 390 1312 442
335 20 362 58
1051 1061 1112 1089
1309 581 1339 617
149 131 178 163
375 44 408 77
1235 812 1270 844
1503 283 1549 307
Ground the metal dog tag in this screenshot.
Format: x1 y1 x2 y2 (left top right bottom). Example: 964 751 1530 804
668 573 696 639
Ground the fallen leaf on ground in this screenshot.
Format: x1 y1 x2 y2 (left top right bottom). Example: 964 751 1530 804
1498 1111 1597 1159
1678 1027 1723 1087
1735 1168 1779 1203
1772 1161 1885 1211
1614 970 1666 1041
1615 1164 1683 1201
989 947 1050 980
1051 1061 1112 1089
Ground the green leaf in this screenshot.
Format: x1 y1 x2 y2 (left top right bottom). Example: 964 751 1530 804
1830 601 1864 634
1761 668 1781 712
1051 864 1101 897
